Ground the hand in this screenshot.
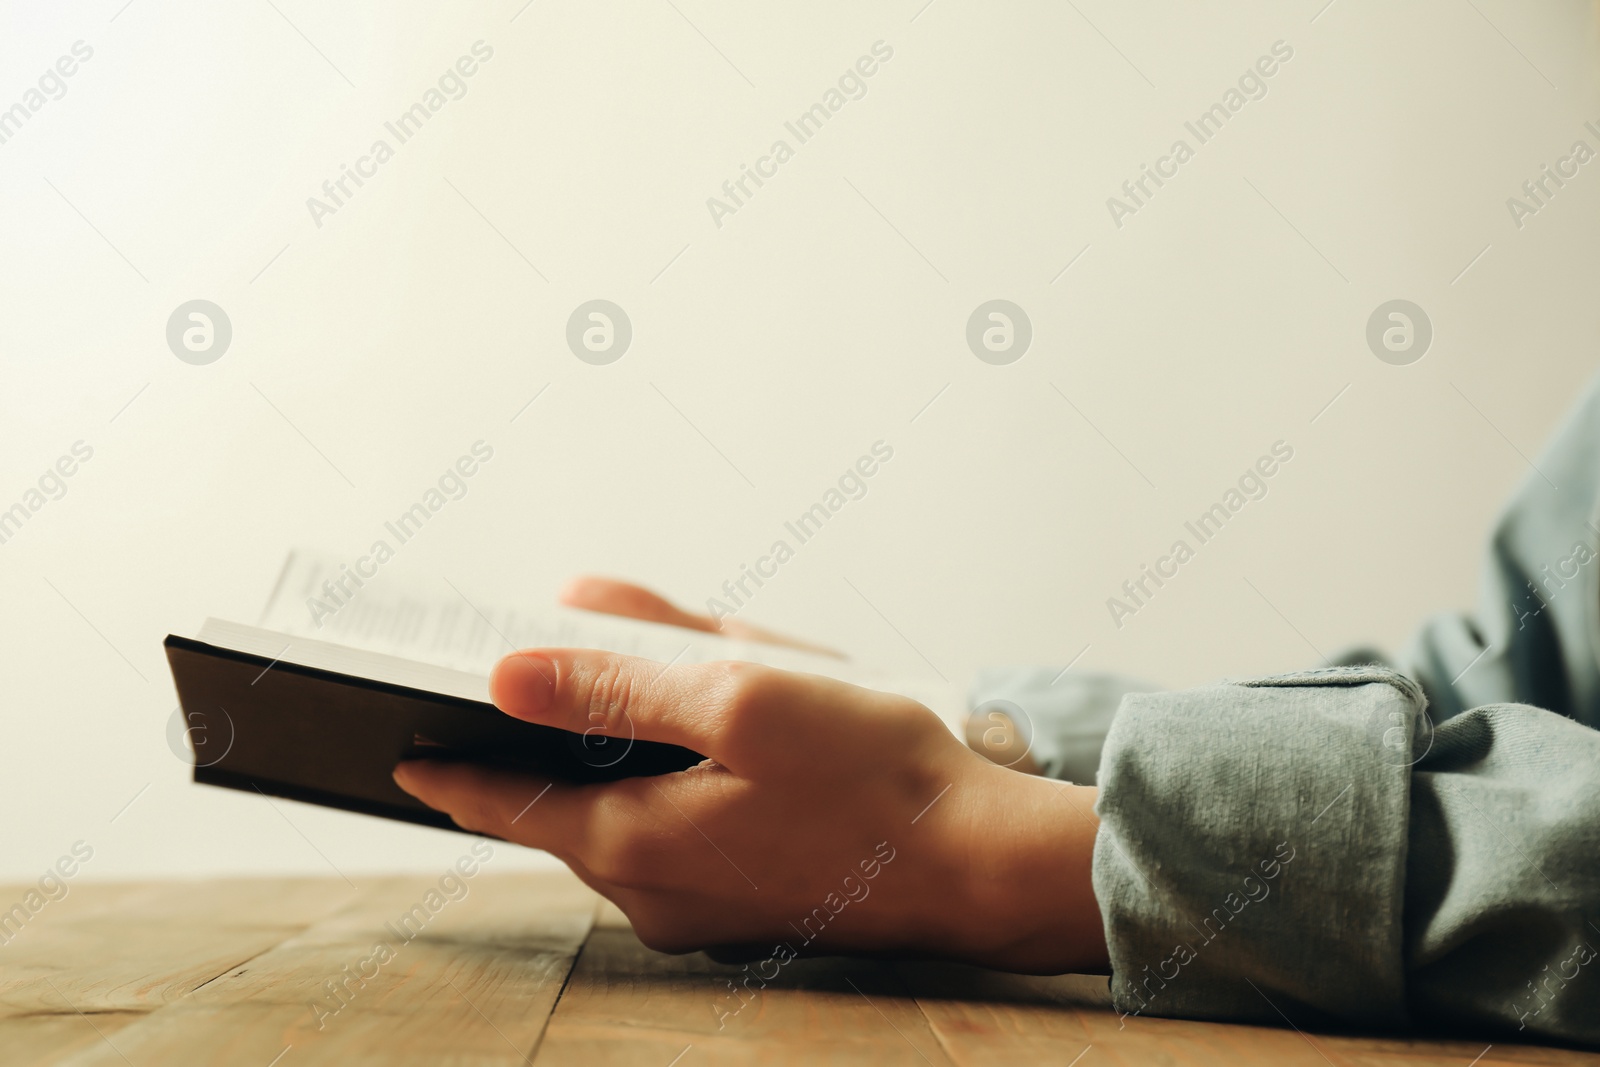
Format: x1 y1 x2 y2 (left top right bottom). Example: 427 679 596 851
560 577 1049 775
392 649 1108 975
559 576 844 659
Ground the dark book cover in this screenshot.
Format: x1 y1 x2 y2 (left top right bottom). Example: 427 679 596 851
164 635 703 833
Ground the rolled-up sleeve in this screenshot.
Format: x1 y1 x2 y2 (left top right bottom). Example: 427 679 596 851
1093 667 1600 1045
968 667 1157 784
1087 372 1600 1044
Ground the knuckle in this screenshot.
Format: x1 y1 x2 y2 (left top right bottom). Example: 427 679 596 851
707 661 780 719
576 658 640 736
583 797 649 885
696 663 764 755
693 661 799 761
586 839 633 886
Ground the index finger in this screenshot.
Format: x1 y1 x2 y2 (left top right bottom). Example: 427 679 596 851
392 759 588 849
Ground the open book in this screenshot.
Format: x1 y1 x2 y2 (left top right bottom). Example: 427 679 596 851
165 552 959 832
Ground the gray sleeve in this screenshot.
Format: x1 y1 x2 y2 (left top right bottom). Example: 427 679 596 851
1089 372 1600 1043
1092 669 1600 1045
968 666 1157 784
978 372 1600 784
1401 371 1600 728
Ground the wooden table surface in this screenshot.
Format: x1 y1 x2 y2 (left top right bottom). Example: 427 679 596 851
1 871 1593 1066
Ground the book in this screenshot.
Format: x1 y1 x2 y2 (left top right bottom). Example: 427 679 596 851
165 552 958 833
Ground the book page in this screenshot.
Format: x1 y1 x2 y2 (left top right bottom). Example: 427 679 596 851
196 618 493 705
256 550 845 678
252 551 963 731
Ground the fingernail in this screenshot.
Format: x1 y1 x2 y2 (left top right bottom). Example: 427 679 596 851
392 764 417 794
491 652 556 719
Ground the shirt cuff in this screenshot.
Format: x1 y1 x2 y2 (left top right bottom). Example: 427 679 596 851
1092 666 1421 1028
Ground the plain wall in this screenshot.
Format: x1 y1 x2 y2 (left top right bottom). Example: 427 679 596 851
1 0 1597 881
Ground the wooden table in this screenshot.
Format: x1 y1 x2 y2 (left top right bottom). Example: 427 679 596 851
2 872 1593 1066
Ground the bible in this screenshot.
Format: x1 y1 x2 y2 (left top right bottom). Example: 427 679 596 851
165 552 955 832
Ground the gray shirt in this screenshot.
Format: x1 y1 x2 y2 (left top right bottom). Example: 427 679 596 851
973 374 1600 1045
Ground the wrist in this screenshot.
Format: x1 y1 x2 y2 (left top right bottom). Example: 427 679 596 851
951 766 1109 974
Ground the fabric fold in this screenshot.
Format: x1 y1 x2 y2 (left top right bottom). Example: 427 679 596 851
1093 666 1419 1029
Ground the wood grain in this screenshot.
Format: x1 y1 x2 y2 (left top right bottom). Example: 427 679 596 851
0 877 358 1065
896 963 1600 1067
2 874 1596 1067
58 871 598 1067
0 1013 145 1066
534 904 953 1067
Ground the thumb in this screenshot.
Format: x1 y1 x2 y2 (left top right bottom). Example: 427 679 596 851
490 649 733 765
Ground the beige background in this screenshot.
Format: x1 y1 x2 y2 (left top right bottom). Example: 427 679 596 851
1 0 1597 881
